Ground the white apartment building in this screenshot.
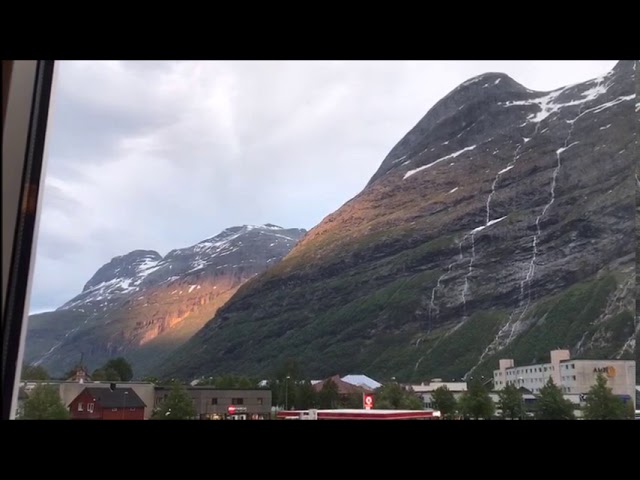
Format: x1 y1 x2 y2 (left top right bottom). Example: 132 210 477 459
493 349 636 409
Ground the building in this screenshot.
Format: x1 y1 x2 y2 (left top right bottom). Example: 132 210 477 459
277 409 441 420
65 365 92 383
341 374 382 390
493 350 636 409
312 374 373 395
21 381 157 419
69 387 146 420
410 380 467 409
154 386 272 420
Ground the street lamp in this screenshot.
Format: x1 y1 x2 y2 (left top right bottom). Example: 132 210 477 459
285 375 290 411
517 377 525 420
122 390 128 420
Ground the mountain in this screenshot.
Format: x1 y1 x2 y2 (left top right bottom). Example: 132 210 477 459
160 61 638 382
25 224 306 377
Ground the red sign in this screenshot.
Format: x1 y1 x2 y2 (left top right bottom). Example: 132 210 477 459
363 393 374 410
227 405 236 414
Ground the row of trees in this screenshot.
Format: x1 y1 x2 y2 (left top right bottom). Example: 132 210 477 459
22 357 134 382
431 374 635 420
18 357 135 420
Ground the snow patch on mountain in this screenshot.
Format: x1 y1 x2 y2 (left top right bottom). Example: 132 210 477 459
470 216 507 234
404 145 477 180
503 77 633 126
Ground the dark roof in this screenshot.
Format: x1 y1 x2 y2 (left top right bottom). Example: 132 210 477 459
312 375 372 394
81 387 146 408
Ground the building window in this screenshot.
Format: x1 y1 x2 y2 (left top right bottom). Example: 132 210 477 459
211 398 218 405
112 408 118 412
78 402 84 412
87 403 94 413
231 398 244 405
572 364 575 369
572 376 576 381
257 398 263 405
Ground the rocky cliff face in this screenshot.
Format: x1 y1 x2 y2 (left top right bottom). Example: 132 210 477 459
24 225 306 376
161 61 637 381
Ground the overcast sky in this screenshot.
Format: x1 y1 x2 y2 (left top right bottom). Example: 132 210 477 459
28 60 617 313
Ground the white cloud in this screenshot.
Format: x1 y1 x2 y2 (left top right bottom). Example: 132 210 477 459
29 60 618 311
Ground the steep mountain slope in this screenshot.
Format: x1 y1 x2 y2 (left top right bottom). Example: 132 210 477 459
25 225 306 377
635 63 640 374
161 61 637 381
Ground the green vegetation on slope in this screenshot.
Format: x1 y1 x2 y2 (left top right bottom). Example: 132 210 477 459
471 273 631 378
158 235 632 382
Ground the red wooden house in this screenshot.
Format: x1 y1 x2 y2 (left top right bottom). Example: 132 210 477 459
69 387 146 420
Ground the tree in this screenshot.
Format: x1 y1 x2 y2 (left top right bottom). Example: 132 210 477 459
104 357 133 381
141 376 161 384
431 385 458 419
20 384 70 419
375 382 423 410
535 378 575 420
623 401 635 420
91 367 121 381
151 384 197 420
199 374 258 389
339 393 365 409
459 379 494 419
318 379 340 409
583 373 628 420
62 368 78 380
497 383 524 420
274 358 302 381
294 380 318 409
21 364 49 381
